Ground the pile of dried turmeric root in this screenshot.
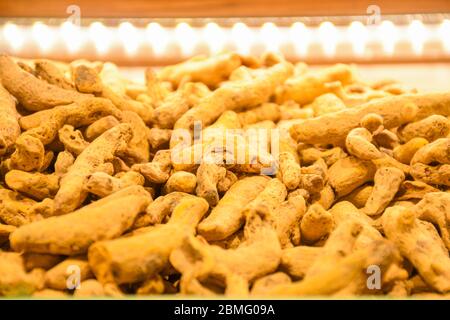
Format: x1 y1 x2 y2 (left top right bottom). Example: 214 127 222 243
0 51 449 298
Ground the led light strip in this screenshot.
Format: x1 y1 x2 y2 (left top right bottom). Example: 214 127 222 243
1 17 449 65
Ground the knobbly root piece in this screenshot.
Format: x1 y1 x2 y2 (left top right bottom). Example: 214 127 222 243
162 171 197 194
74 280 123 297
328 202 382 251
299 146 348 166
23 253 63 271
393 137 429 164
174 61 293 131
45 257 93 290
280 246 322 279
147 127 171 150
54 124 133 214
242 177 287 218
11 189 151 255
134 192 195 227
297 159 327 194
251 272 291 295
118 111 150 164
19 98 121 132
88 196 209 285
0 252 45 296
5 170 59 200
274 194 306 248
54 151 75 177
237 103 281 125
151 83 202 129
136 275 177 295
34 60 74 90
0 83 20 156
0 189 41 227
132 149 172 184
32 289 68 298
373 129 399 149
171 209 282 294
362 167 405 216
268 239 401 296
276 64 354 105
195 163 227 207
411 138 450 165
8 135 45 172
346 127 383 160
85 116 120 141
277 147 301 190
72 64 103 93
382 206 450 293
311 93 346 117
414 192 450 251
217 170 238 195
145 68 169 105
0 54 89 111
360 113 384 133
99 63 153 123
311 184 335 210
397 115 450 142
84 171 145 198
396 180 439 201
58 125 89 156
328 156 376 197
410 163 450 186
159 52 242 88
290 92 450 146
341 185 373 208
198 175 269 241
300 204 334 245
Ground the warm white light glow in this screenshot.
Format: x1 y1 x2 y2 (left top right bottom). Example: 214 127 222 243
290 22 310 56
439 19 450 53
60 21 82 53
175 22 197 56
348 21 368 56
408 20 427 55
203 22 226 54
89 22 112 54
378 20 398 55
32 21 55 52
118 22 140 55
146 22 168 56
232 22 253 55
2 23 25 51
260 22 282 52
318 21 338 56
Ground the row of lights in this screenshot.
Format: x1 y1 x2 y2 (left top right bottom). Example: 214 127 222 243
2 20 450 57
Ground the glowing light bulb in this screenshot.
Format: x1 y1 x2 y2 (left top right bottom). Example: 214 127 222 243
290 22 310 56
203 22 225 54
32 21 55 52
439 19 450 53
175 22 197 56
60 21 82 53
318 21 338 57
378 20 398 55
232 22 253 55
260 22 282 52
2 23 25 51
146 22 168 56
118 22 140 55
89 22 112 54
348 21 368 56
408 20 427 55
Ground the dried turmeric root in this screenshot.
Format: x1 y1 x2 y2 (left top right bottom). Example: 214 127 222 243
10 186 151 255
